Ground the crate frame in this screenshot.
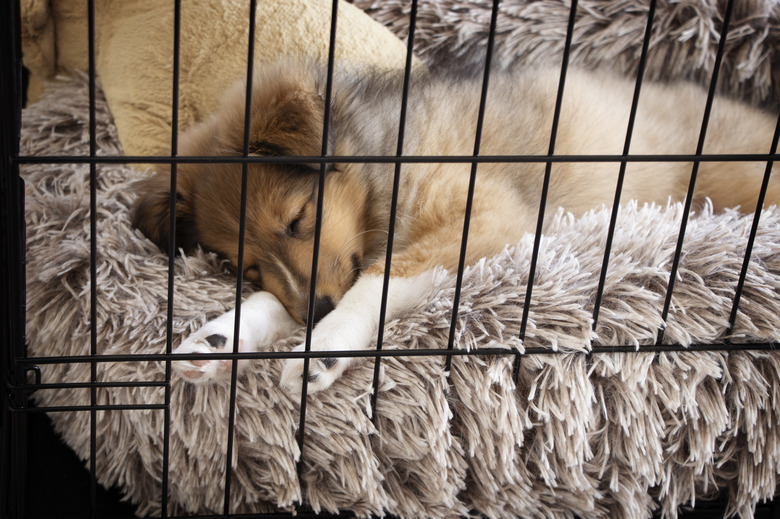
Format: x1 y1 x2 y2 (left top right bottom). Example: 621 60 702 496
2 0 780 517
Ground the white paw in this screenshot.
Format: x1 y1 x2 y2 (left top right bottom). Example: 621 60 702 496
280 344 356 394
172 314 248 383
173 292 299 384
279 272 439 394
280 313 372 394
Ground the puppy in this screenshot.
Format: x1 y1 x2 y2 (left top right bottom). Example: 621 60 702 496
133 61 779 393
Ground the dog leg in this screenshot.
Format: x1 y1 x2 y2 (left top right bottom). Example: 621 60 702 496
280 270 440 394
172 291 299 383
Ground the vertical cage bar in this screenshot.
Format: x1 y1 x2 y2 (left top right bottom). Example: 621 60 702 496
591 0 657 331
161 0 183 515
656 0 735 344
514 0 578 379
296 0 339 493
370 0 419 419
0 0 26 517
223 0 258 513
444 0 501 373
86 0 99 516
727 110 780 332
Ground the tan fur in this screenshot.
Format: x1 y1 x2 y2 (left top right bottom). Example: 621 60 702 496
133 61 779 324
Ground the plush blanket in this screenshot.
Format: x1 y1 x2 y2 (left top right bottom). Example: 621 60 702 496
24 75 780 519
22 1 780 518
354 0 780 108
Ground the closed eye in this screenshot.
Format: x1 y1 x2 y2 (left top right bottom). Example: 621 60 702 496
286 217 301 238
286 206 307 238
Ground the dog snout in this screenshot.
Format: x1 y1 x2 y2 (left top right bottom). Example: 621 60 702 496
312 296 335 324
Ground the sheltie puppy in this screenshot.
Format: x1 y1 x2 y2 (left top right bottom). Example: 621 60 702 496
133 60 778 393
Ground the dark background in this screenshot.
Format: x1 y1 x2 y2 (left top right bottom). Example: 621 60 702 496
19 411 779 519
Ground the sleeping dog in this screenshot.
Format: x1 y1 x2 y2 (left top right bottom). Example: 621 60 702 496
133 61 779 393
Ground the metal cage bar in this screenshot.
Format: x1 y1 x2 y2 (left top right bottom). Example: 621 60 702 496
86 0 100 513
161 1 183 513
515 0 579 379
16 151 780 167
294 2 340 510
656 0 736 344
223 0 258 513
3 0 780 517
590 0 657 331
1 1 26 518
727 110 780 334
445 0 502 372
370 0 420 418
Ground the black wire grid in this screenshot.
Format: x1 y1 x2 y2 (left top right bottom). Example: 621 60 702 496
2 0 779 518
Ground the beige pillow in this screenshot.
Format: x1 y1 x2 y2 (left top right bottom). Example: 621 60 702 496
21 0 414 155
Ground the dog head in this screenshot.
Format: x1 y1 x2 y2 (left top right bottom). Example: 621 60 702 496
132 63 376 324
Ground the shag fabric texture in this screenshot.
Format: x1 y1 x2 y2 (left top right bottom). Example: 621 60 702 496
353 0 780 109
24 74 780 519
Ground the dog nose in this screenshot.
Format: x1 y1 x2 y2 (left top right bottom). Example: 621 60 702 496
312 296 335 324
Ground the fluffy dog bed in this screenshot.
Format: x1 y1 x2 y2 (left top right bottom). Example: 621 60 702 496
354 0 780 108
22 1 780 518
24 74 780 519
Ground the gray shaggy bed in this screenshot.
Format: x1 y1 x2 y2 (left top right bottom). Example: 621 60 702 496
23 2 780 519
353 0 780 108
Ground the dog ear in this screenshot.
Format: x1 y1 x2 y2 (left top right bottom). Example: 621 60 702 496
247 87 334 172
131 167 199 255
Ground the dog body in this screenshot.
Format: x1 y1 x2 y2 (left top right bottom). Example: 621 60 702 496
133 62 778 392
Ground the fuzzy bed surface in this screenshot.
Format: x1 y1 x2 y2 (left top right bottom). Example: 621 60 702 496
22 1 780 518
354 0 780 109
23 74 780 519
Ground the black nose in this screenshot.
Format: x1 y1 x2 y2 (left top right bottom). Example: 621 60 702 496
312 296 335 324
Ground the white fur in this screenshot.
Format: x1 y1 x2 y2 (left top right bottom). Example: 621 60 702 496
280 270 440 393
174 270 439 391
172 291 299 382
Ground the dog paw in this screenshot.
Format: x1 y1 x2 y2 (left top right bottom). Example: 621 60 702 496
172 316 246 383
278 273 439 394
280 345 355 394
279 314 372 394
172 291 300 384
